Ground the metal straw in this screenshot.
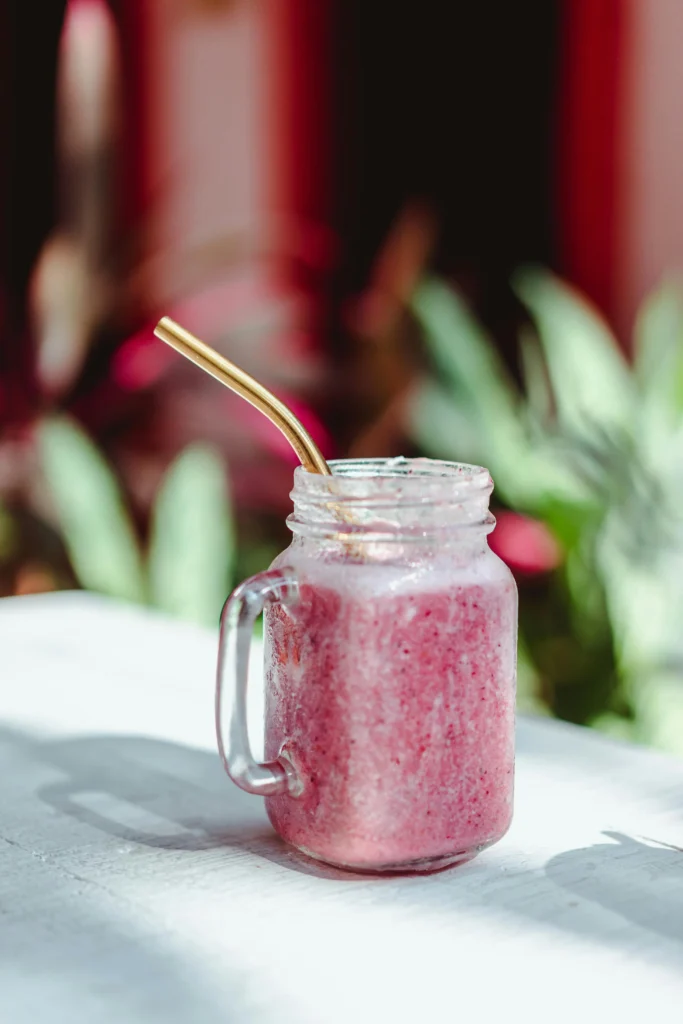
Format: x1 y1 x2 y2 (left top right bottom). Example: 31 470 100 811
153 316 331 477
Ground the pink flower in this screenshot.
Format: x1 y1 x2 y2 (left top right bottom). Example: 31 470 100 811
489 511 562 575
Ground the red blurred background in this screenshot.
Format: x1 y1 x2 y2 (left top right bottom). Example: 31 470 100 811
2 0 683 599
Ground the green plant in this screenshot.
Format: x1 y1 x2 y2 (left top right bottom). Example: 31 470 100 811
408 270 683 753
38 417 235 627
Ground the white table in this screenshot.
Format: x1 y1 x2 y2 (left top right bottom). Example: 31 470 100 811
1 592 683 1023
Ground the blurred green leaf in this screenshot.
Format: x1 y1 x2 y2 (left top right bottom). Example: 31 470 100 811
148 445 234 627
411 278 596 515
406 376 488 466
513 267 634 443
596 506 683 676
516 636 548 716
518 325 553 429
634 278 683 444
234 541 281 583
38 416 146 602
411 279 524 450
410 279 539 505
565 541 609 637
530 491 600 552
589 712 635 744
631 672 683 755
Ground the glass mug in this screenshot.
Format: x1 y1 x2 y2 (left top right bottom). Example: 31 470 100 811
216 458 517 872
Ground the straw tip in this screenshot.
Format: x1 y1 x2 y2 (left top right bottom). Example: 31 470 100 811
153 315 176 340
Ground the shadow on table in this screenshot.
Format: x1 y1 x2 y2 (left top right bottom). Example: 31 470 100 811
0 731 255 1023
35 730 352 880
544 830 683 944
13 728 683 957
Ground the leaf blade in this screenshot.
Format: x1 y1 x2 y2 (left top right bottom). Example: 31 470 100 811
410 278 597 515
634 277 683 443
513 267 634 443
38 416 146 602
148 445 235 627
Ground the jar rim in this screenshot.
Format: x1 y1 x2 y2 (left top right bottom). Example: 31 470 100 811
292 457 492 503
288 457 495 542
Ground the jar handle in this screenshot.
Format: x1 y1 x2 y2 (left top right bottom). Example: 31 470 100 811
215 568 300 797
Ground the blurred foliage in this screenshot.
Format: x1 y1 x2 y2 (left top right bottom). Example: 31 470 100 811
39 418 148 605
37 418 234 627
408 269 683 754
148 444 235 624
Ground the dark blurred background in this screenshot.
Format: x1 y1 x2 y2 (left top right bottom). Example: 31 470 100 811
3 0 683 752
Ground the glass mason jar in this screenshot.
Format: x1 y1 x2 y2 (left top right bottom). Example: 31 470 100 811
216 458 517 873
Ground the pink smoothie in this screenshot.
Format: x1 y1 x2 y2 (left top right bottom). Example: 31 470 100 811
264 561 517 871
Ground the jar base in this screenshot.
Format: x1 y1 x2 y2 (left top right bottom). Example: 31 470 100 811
289 841 491 875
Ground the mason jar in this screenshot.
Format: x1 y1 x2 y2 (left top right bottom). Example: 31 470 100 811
216 457 517 872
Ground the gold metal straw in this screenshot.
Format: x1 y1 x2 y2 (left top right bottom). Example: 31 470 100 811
154 317 331 476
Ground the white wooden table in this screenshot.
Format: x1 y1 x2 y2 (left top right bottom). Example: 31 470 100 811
1 592 683 1023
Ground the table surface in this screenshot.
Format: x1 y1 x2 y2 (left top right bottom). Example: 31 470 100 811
1 592 683 1023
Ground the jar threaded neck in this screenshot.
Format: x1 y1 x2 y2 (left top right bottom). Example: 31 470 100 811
288 457 495 543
